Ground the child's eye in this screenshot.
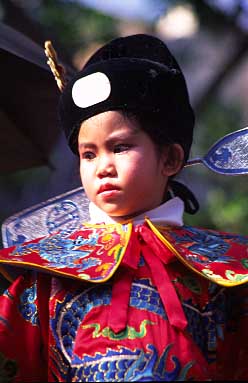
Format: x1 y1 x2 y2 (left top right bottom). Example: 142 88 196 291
114 144 131 153
81 151 95 160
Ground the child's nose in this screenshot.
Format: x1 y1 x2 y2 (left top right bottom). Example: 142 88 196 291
96 155 116 178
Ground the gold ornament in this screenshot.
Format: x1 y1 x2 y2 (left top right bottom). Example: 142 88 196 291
44 40 67 92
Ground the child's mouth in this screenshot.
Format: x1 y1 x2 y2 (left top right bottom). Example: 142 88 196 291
97 184 121 199
98 183 119 193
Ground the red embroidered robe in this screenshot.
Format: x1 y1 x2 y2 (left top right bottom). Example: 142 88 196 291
0 219 248 381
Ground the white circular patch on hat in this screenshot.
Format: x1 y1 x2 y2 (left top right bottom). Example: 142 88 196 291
72 72 111 108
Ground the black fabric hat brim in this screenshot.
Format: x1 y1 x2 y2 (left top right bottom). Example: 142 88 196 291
58 34 194 156
59 57 194 154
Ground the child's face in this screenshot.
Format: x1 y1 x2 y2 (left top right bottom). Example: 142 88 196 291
78 111 181 221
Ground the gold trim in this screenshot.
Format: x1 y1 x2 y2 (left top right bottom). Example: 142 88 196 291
0 223 133 283
145 218 248 287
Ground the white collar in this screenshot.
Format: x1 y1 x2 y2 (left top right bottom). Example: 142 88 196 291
89 197 184 226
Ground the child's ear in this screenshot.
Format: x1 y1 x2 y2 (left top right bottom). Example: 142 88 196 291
161 144 184 176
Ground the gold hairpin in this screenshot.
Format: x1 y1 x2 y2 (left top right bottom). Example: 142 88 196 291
44 40 67 92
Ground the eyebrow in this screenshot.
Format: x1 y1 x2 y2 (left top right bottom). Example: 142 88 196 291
78 142 97 150
78 129 139 150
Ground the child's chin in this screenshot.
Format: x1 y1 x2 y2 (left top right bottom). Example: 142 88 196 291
106 211 140 223
99 202 142 221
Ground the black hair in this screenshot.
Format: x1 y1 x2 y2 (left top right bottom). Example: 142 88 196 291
122 110 192 164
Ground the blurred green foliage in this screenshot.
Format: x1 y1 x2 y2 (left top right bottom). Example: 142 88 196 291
36 0 117 59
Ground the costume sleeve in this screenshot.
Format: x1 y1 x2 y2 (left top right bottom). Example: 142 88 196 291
216 284 248 380
0 272 48 382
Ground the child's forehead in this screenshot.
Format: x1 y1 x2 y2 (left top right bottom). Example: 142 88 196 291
79 110 140 133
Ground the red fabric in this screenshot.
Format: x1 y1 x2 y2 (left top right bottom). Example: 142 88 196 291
109 225 187 332
0 222 248 381
137 225 187 330
108 229 140 333
0 275 47 382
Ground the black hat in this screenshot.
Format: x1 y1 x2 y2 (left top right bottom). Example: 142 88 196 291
58 34 195 156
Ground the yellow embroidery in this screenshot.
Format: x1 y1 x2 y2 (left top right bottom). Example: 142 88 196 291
82 320 155 340
95 263 113 276
225 270 248 283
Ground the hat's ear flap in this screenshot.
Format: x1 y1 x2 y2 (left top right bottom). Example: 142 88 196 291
168 180 200 215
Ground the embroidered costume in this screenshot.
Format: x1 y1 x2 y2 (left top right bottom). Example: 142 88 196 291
0 198 248 382
1 31 247 382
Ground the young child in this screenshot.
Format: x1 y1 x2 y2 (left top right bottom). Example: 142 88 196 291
0 34 248 382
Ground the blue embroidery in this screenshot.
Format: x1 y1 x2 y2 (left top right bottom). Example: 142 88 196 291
46 201 81 233
18 283 39 326
50 279 167 379
183 289 227 363
170 226 234 264
68 344 194 381
210 147 232 166
12 232 100 271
